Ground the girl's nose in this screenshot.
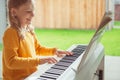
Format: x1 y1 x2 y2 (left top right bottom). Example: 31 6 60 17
31 11 35 17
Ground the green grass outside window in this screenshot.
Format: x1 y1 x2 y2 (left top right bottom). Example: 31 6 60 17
0 21 120 56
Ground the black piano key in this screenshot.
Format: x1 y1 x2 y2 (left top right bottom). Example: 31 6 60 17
66 53 80 57
37 77 55 80
59 59 74 63
62 57 76 61
72 49 85 54
60 53 81 63
65 54 79 58
45 68 64 75
72 49 81 52
76 51 84 54
72 48 84 52
55 61 72 67
74 53 81 57
62 56 77 61
40 73 59 79
51 65 68 70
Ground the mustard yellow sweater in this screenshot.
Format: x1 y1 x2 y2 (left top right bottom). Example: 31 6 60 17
2 27 56 80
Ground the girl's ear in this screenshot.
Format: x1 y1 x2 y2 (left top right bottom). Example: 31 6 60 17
10 8 17 17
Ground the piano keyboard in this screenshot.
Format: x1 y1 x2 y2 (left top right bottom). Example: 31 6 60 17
36 45 87 80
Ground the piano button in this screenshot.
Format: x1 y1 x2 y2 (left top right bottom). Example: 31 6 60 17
45 68 64 75
51 65 68 70
55 61 72 67
40 73 59 79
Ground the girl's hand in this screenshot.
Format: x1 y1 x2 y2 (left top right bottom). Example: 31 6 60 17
40 57 57 64
55 50 73 57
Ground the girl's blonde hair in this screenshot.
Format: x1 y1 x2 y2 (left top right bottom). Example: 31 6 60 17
8 0 34 39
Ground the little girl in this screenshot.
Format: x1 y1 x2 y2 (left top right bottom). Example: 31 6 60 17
2 0 72 80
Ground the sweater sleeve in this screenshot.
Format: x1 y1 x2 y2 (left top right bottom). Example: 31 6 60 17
33 34 57 56
3 28 40 69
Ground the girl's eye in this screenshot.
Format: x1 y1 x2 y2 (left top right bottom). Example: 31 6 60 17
26 11 32 13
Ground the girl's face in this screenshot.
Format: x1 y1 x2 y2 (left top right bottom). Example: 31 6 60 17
12 2 35 27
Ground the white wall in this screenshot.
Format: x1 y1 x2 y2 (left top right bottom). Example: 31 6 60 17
115 0 120 4
0 0 7 43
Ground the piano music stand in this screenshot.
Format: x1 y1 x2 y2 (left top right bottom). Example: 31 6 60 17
74 13 112 80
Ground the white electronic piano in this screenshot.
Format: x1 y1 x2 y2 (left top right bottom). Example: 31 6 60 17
25 13 112 80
